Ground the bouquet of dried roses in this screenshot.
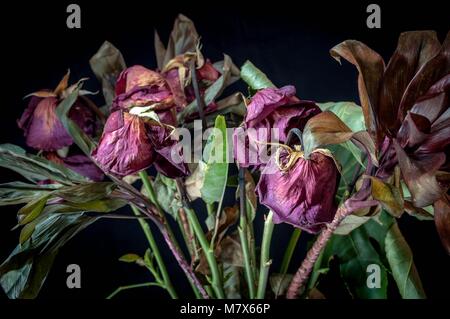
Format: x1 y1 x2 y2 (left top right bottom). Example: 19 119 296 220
0 14 448 299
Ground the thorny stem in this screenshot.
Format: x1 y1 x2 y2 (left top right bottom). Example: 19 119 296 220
256 211 274 299
286 205 352 299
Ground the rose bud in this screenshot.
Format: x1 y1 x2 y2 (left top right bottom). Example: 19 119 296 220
256 146 339 233
92 111 154 177
18 81 96 152
233 85 320 168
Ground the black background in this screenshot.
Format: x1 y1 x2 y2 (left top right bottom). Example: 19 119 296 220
0 0 449 299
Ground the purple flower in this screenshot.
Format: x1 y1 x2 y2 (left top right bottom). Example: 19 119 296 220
92 111 155 177
233 85 320 168
256 148 339 233
18 95 95 151
92 111 188 178
112 65 177 126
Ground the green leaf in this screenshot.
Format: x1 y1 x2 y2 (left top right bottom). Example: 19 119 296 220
240 60 276 90
0 144 87 184
0 213 96 298
89 41 126 107
200 115 229 204
318 102 366 132
0 182 60 206
329 228 388 298
119 254 142 263
369 177 404 217
385 222 426 299
18 194 51 225
149 173 183 220
55 182 116 203
55 88 96 155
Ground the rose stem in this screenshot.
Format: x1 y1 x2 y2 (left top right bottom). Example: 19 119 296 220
130 204 177 299
286 205 351 299
132 201 208 299
176 178 226 299
190 61 207 130
138 171 203 299
256 211 275 299
280 228 302 275
238 167 256 298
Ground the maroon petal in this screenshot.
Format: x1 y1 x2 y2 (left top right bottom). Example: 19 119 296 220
394 139 446 207
396 112 431 148
197 60 220 82
245 85 297 128
115 65 167 95
21 97 73 151
62 155 104 181
92 111 154 177
256 150 338 233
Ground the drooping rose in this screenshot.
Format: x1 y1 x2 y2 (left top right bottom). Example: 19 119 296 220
18 94 95 151
92 110 188 178
233 85 320 168
256 148 339 233
111 65 177 126
92 111 155 177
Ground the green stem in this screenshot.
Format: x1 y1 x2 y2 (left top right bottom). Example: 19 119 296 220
256 211 274 299
238 168 256 298
131 205 178 299
185 206 225 298
138 171 202 299
107 282 164 299
280 228 302 275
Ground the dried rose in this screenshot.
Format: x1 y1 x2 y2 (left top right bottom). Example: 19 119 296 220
256 147 339 233
233 85 320 168
92 111 155 177
18 73 96 151
45 152 104 182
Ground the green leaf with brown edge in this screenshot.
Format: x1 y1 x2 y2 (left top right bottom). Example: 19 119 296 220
0 213 96 298
330 40 385 145
240 60 276 90
55 87 96 156
0 144 87 185
385 222 426 298
369 176 404 217
434 195 450 255
89 41 126 107
302 111 353 156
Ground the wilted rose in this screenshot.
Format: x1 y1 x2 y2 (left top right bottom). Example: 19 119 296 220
18 94 95 151
233 85 320 168
92 111 154 177
112 65 177 126
256 147 339 233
